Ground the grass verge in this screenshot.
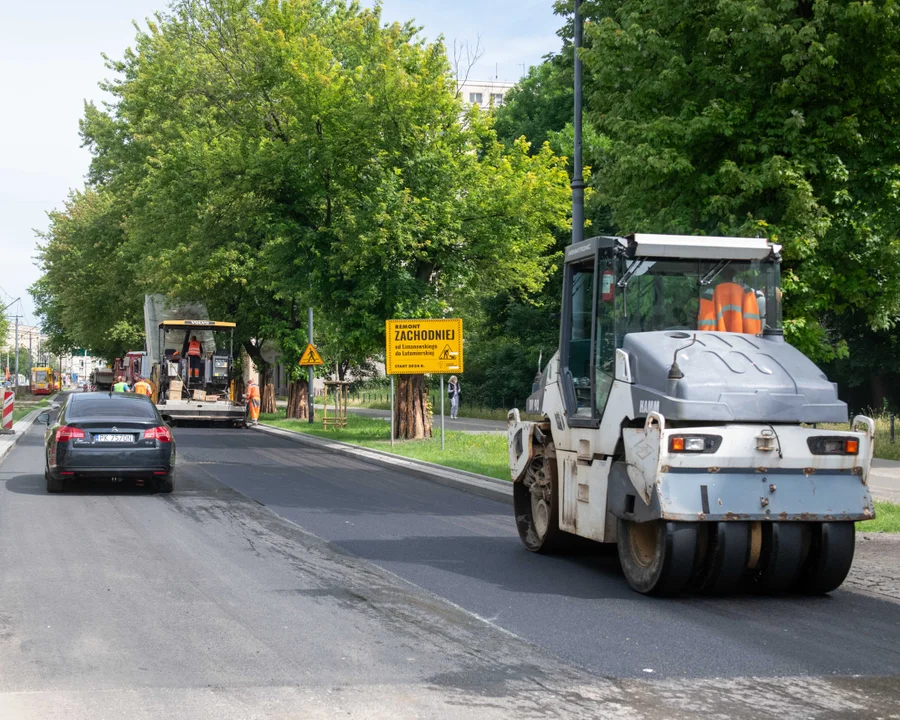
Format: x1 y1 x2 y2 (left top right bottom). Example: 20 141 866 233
857 501 900 534
260 412 510 480
342 397 513 422
12 397 51 423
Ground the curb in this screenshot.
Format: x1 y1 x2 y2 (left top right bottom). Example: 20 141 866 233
253 423 513 505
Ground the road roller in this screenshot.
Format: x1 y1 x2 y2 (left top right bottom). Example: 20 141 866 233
508 232 875 595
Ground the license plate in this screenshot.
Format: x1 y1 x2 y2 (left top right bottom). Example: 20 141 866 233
96 434 133 443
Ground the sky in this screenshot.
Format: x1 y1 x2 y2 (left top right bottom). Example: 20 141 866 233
0 0 562 328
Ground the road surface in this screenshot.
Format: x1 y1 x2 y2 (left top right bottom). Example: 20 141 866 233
0 414 899 717
870 458 900 503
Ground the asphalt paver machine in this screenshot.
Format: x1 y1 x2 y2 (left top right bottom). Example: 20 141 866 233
508 233 875 595
151 319 246 426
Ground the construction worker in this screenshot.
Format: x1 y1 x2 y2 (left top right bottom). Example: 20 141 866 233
112 376 129 393
697 267 762 334
133 376 152 397
245 379 261 426
187 335 202 380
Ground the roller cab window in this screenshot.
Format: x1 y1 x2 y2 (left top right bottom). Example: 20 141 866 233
615 257 782 339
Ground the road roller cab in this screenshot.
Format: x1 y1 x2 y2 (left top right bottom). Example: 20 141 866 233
508 233 875 596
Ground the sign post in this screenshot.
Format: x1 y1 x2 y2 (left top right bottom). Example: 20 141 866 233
307 308 314 423
298 334 324 425
385 319 463 449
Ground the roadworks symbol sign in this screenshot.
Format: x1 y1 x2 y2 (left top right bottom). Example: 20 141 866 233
298 343 324 366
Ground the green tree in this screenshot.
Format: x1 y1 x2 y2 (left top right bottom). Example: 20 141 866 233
32 189 144 362
579 0 900 361
495 52 573 152
34 0 572 438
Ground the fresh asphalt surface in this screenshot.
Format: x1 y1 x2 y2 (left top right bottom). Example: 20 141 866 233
184 427 900 679
1 396 900 717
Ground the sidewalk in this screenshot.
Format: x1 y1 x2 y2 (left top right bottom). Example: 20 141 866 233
0 407 47 464
273 401 506 434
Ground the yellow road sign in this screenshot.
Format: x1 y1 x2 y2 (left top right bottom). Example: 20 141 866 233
385 319 463 375
298 343 324 366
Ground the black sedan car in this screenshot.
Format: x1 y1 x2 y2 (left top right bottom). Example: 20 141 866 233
39 392 176 493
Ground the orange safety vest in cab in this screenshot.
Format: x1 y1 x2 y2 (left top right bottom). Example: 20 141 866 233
697 283 762 334
188 340 202 357
697 296 716 331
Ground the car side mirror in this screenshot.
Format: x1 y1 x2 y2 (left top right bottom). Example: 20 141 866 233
37 412 51 424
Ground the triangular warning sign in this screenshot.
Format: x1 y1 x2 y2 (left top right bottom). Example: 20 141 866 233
298 343 324 366
439 344 453 360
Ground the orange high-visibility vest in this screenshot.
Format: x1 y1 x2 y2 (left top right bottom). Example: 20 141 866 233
702 282 762 333
248 383 260 401
697 297 716 331
742 291 762 334
188 340 202 357
713 282 746 332
134 381 151 397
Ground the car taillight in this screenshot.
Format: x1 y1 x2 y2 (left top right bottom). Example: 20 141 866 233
56 426 85 442
144 426 172 442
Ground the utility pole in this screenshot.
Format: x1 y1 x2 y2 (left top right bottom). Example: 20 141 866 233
28 330 33 392
308 307 314 423
1 298 20 385
571 0 585 247
14 315 19 391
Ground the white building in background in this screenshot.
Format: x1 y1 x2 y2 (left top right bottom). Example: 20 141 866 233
63 351 104 383
457 79 516 108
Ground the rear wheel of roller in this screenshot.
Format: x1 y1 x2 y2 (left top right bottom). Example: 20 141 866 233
617 519 698 596
795 522 855 594
695 522 750 594
514 442 568 553
752 523 810 593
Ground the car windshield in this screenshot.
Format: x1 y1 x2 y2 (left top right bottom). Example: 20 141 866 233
617 257 781 336
67 396 159 420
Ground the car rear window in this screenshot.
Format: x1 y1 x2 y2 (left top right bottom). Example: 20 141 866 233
67 395 159 420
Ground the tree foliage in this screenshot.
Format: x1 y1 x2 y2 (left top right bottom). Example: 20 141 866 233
580 0 900 360
32 0 572 409
33 189 144 361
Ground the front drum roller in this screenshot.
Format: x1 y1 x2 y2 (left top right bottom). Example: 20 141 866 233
513 442 569 553
616 518 698 596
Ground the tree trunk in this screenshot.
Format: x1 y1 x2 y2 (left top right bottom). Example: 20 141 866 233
286 379 309 420
262 383 276 414
394 374 431 439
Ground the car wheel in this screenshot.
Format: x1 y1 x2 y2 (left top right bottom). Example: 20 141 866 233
156 477 174 494
46 472 65 493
